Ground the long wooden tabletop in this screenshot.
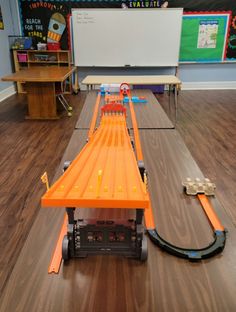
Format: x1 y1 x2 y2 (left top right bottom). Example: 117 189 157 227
1 66 76 82
76 90 174 129
1 126 236 311
82 75 181 86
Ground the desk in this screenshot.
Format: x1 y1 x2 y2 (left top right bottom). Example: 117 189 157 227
75 90 174 129
1 94 236 312
82 75 181 125
2 67 76 119
1 128 236 311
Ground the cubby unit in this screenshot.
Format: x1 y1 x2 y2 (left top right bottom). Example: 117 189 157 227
12 50 72 94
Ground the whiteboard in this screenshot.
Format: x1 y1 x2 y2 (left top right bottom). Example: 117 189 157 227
72 9 183 67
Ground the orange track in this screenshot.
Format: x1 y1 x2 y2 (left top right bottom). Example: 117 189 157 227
126 94 155 229
42 114 149 210
198 194 224 231
43 88 225 273
48 213 67 274
88 92 101 140
128 98 144 161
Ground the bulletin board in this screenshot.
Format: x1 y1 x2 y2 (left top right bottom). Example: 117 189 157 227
180 12 231 62
18 0 236 62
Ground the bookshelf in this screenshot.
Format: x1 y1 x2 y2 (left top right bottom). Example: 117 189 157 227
13 50 72 94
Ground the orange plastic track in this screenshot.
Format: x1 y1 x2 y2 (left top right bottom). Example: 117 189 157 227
197 194 224 232
42 113 149 210
126 92 155 230
144 201 156 230
44 88 226 272
88 92 101 140
128 98 144 162
48 213 68 274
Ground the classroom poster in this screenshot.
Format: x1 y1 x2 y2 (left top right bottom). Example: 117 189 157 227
197 20 219 49
18 0 236 61
0 5 4 30
179 13 230 62
19 1 71 49
169 0 236 60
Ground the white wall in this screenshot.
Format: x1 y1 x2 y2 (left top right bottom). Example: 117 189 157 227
0 0 20 100
179 63 236 89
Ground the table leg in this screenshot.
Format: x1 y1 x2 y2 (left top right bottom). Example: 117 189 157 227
25 82 59 120
174 84 178 127
168 84 171 116
73 68 80 93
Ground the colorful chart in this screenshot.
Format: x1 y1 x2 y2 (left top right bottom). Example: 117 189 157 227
179 13 231 62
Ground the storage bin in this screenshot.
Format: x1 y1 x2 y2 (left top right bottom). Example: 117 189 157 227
24 37 32 49
133 85 164 94
17 53 27 62
37 43 47 50
47 42 61 50
100 84 121 92
34 54 49 61
9 36 33 50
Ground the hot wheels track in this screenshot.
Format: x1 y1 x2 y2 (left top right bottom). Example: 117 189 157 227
41 84 226 273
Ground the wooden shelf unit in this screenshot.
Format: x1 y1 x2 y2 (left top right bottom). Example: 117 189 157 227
13 50 72 94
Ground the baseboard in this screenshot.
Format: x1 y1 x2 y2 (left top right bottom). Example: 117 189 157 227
0 85 16 102
182 81 236 90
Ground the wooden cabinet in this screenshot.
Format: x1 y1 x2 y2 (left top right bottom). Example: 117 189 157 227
13 50 72 94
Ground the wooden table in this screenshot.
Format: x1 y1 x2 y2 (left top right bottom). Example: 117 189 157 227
75 90 174 129
82 75 181 125
1 92 236 311
2 66 76 119
1 127 236 311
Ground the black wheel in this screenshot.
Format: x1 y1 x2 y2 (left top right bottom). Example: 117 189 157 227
140 234 148 261
63 161 71 172
62 235 70 261
138 161 146 181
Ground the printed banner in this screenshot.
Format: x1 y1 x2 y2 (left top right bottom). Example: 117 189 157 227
18 0 236 61
19 2 70 49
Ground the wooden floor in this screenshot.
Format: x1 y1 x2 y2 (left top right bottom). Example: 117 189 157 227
0 89 235 310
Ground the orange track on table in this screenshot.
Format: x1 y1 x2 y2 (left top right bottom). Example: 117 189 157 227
41 114 149 209
197 194 224 232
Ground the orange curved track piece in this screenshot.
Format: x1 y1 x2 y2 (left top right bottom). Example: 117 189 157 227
42 113 149 210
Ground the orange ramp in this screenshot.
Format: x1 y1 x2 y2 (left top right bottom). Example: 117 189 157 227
41 114 149 210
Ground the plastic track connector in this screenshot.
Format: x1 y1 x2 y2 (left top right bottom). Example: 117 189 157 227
147 229 226 261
